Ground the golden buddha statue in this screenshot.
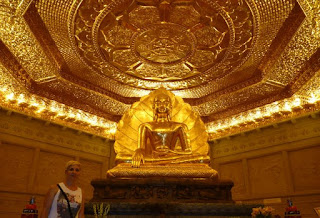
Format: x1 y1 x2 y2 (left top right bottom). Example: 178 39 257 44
107 88 218 179
132 92 192 167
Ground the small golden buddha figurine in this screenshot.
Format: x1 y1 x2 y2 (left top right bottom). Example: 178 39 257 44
108 88 218 179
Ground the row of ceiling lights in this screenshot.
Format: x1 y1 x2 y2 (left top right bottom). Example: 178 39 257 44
1 85 320 141
206 93 320 139
0 85 117 139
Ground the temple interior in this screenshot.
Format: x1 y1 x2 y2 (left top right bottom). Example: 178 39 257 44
0 0 320 217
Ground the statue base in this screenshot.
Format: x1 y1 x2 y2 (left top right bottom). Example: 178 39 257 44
87 178 261 216
106 163 218 179
85 202 262 217
90 177 233 203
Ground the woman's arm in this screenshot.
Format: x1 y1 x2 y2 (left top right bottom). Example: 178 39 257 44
40 185 58 218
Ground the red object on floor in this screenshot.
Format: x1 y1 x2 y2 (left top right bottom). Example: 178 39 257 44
285 199 301 218
21 197 38 218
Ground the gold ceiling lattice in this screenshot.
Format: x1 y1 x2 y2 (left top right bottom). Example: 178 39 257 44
0 0 319 139
70 0 256 89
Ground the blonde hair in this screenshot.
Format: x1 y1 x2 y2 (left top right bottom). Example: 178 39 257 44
65 160 81 171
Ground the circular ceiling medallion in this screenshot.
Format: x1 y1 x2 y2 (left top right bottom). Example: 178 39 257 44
133 24 195 65
71 0 257 89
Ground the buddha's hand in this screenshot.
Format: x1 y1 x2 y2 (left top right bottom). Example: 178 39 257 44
132 149 145 168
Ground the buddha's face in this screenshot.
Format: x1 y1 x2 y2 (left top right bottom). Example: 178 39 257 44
154 94 171 114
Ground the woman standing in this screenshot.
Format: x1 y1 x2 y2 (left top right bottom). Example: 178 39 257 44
41 160 84 218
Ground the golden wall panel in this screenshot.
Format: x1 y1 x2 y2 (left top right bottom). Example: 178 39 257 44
290 195 320 218
0 110 110 157
247 153 286 197
212 116 320 216
34 151 73 194
0 109 111 217
211 116 320 158
289 146 320 192
0 192 43 218
0 142 34 192
219 161 246 199
0 103 319 217
78 159 103 200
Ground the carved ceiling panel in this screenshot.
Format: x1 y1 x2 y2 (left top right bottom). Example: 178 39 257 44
71 0 255 88
0 0 320 139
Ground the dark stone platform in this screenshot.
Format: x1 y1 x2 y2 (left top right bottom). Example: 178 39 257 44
90 178 234 203
85 178 262 216
85 202 262 216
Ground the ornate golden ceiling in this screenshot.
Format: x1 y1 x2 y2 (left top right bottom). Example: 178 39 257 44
0 0 320 140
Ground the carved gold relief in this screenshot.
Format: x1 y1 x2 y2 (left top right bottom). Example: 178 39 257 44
135 63 192 81
1 0 320 142
0 1 57 82
169 5 200 28
128 5 160 28
71 0 256 89
100 25 134 48
133 24 194 65
113 49 139 68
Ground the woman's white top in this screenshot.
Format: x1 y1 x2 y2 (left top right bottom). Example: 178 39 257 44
48 182 82 218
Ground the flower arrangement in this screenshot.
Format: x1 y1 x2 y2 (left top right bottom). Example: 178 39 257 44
251 206 275 218
93 203 110 218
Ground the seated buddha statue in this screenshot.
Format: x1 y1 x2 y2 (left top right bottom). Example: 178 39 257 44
107 88 218 179
132 92 192 167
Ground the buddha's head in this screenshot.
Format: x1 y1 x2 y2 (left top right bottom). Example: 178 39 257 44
153 93 172 121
